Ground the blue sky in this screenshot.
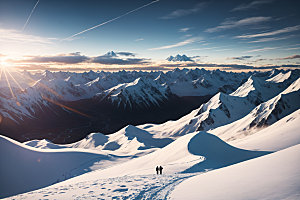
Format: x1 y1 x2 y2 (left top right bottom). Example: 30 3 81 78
0 0 300 70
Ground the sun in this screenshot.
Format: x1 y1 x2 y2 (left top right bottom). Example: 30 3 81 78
0 59 10 69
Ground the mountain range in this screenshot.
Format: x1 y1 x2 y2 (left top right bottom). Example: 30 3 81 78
0 68 299 144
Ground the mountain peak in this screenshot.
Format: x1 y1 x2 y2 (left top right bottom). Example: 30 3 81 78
104 51 117 57
167 54 194 62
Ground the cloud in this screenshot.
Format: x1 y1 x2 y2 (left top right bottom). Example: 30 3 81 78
149 37 202 50
236 25 300 38
0 28 54 44
278 55 300 60
161 2 206 19
232 0 274 11
205 17 272 32
247 35 295 43
246 47 277 52
284 47 300 51
230 56 253 60
135 38 144 42
179 27 191 32
21 52 90 64
17 51 149 65
116 52 136 57
91 56 149 65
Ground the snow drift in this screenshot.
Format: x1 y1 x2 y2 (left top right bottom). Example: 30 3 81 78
0 135 127 198
170 144 300 200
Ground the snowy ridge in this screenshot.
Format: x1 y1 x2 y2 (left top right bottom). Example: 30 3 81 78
25 125 173 156
98 77 171 108
266 70 291 83
211 78 300 142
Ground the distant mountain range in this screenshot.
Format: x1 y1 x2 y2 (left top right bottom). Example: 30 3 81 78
0 67 299 144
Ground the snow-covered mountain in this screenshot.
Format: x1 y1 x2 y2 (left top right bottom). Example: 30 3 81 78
96 77 172 109
139 72 300 140
211 78 300 142
1 69 300 199
0 68 299 143
166 54 194 62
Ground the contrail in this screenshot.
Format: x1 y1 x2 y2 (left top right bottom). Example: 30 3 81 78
63 0 159 41
22 0 40 31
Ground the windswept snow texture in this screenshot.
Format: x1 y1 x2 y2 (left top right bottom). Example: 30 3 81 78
0 135 131 198
170 144 300 200
231 109 300 151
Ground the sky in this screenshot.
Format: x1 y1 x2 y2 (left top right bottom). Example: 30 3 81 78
0 0 300 71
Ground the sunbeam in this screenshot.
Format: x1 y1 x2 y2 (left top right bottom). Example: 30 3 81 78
6 69 24 92
42 95 91 118
0 67 3 81
3 69 16 99
14 70 63 99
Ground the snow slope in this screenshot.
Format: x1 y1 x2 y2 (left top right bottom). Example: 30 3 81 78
25 125 173 156
53 132 268 182
0 135 130 198
5 132 268 199
266 70 291 83
170 144 300 200
231 109 300 151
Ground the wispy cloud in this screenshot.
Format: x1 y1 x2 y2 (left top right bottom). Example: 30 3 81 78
161 2 206 19
278 55 300 60
232 0 274 12
135 38 144 42
247 35 295 43
179 27 191 32
22 0 40 31
236 25 300 38
149 37 201 50
284 47 300 51
0 28 53 44
230 56 253 60
116 52 136 57
246 47 277 52
205 17 272 33
20 52 89 64
63 0 160 41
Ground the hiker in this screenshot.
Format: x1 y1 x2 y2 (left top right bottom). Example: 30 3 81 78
156 166 159 175
159 166 163 175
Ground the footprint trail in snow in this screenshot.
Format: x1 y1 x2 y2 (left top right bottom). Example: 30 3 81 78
8 173 197 200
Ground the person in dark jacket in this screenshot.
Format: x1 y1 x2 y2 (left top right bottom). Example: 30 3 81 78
159 166 163 175
156 166 159 174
